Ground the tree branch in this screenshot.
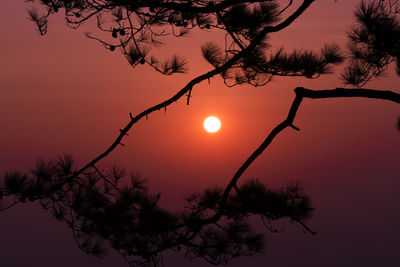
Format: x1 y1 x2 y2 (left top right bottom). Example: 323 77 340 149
300 87 400 103
0 201 19 212
216 87 400 220
76 0 316 175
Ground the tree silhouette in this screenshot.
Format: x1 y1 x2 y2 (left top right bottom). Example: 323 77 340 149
1 0 399 266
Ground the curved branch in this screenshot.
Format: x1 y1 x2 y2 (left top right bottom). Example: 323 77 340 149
0 201 19 212
277 0 294 16
218 88 303 214
76 66 224 175
76 0 316 175
219 87 400 214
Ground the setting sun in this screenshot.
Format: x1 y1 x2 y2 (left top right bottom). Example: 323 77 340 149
203 116 221 133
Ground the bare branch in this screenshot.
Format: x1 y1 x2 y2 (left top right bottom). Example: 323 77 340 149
0 201 19 212
215 87 399 220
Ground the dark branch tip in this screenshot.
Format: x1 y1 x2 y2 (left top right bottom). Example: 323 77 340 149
290 124 300 131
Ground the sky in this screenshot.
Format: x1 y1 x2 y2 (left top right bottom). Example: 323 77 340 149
0 0 399 266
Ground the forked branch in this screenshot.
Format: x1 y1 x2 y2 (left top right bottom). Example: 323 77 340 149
219 87 400 211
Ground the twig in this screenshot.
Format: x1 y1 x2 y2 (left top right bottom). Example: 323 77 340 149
0 201 19 212
90 165 121 192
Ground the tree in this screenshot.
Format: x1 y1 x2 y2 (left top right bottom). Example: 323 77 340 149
0 0 399 266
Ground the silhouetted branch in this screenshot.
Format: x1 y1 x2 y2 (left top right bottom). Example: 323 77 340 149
292 218 318 235
277 0 294 15
300 87 400 103
216 88 304 219
0 200 19 212
76 0 316 176
218 87 400 214
90 165 121 192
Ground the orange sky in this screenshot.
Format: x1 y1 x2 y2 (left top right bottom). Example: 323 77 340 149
1 1 399 266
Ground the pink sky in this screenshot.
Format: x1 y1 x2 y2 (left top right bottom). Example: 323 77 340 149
1 1 399 266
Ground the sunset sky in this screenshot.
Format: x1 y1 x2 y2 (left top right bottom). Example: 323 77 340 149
1 0 399 266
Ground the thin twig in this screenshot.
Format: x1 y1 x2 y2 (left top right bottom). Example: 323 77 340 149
0 201 19 212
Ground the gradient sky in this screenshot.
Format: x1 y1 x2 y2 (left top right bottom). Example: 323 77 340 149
1 1 399 266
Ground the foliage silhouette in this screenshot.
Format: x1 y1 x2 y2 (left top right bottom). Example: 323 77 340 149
1 0 400 266
343 0 400 86
1 156 313 266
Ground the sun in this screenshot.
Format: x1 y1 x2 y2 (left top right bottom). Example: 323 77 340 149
203 116 221 133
